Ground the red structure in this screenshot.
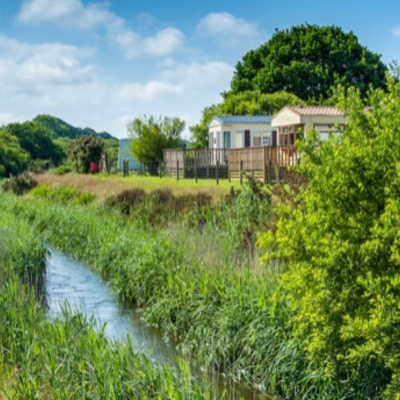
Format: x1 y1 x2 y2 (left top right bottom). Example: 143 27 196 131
89 162 99 174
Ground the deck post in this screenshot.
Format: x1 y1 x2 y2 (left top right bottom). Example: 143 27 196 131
176 160 179 181
216 161 219 185
263 147 267 183
195 158 198 183
240 160 243 185
228 150 231 183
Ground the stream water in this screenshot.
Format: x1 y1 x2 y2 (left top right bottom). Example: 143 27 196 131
45 246 269 400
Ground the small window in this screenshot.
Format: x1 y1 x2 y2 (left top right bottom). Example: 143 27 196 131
224 131 231 149
262 136 270 146
253 132 261 147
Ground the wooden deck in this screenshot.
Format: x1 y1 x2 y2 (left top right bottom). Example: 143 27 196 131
163 146 299 182
228 146 299 182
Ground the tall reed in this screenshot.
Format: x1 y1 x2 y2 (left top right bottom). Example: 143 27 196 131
0 199 223 399
1 192 339 398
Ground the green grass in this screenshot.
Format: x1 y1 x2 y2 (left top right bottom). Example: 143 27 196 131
3 183 387 399
0 197 227 399
4 191 327 398
35 172 241 204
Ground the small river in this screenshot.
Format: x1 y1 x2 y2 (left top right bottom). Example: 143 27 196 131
45 247 269 400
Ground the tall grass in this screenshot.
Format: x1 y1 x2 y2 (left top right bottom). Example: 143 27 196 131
2 191 335 398
0 199 224 399
3 182 380 398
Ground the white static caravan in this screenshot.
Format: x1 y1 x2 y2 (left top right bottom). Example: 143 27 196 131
271 106 348 146
208 116 274 150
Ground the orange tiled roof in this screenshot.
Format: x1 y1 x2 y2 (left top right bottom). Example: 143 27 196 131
287 106 344 116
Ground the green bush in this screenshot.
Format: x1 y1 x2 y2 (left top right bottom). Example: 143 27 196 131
28 159 53 174
30 186 95 205
51 165 72 175
3 173 38 195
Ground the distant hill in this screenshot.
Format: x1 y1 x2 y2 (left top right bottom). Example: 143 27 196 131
33 114 118 141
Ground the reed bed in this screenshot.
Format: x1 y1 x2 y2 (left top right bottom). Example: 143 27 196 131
2 177 382 398
2 191 343 399
0 199 224 399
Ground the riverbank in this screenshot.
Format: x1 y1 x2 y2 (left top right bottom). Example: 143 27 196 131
4 189 317 398
0 198 224 399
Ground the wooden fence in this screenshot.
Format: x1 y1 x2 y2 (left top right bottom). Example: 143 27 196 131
163 148 228 179
163 146 299 183
228 146 299 183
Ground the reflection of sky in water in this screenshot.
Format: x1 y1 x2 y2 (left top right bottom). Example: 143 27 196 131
46 246 175 362
45 246 269 400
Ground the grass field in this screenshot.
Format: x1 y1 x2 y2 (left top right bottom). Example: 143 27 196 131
36 172 241 203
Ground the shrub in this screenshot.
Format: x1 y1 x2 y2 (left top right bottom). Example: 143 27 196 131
30 186 96 205
3 173 38 195
28 159 53 174
104 188 146 215
51 165 72 175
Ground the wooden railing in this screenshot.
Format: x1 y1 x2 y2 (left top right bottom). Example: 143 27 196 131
163 148 228 179
163 146 299 182
228 146 299 182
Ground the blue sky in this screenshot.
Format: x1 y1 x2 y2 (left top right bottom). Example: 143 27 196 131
1 0 400 139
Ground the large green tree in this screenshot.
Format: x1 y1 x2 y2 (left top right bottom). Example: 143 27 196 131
5 122 64 166
0 129 29 177
128 115 184 173
258 78 400 396
229 24 387 101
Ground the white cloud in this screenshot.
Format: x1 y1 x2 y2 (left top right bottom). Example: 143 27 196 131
162 61 233 88
18 0 121 30
17 0 185 58
0 113 24 126
113 27 184 58
18 0 80 23
392 26 400 38
197 12 263 47
114 81 184 102
0 35 96 94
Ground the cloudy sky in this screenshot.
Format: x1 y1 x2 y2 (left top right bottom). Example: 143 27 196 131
1 0 400 139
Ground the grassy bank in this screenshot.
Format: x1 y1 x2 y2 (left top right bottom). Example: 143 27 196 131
4 170 388 398
35 172 240 203
0 198 222 399
5 190 333 398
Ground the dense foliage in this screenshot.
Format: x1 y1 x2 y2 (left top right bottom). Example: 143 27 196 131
129 115 185 172
0 129 29 177
0 196 216 399
34 114 119 169
259 77 400 397
0 115 119 176
229 24 387 101
67 135 105 173
3 173 38 195
5 121 64 167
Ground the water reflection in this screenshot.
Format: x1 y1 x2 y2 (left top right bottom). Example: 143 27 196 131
45 246 269 400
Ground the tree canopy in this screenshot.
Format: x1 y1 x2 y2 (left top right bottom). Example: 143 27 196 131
128 115 185 170
229 24 387 101
0 129 29 177
5 122 64 166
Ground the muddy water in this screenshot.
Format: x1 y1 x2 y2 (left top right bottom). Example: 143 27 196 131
46 247 269 400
